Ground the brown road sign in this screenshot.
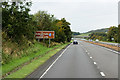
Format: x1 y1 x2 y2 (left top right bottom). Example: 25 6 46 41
35 31 55 39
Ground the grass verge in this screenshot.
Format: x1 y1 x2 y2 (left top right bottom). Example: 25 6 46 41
2 42 65 77
4 42 70 78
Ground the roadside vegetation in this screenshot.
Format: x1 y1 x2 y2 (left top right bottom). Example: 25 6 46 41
2 42 70 78
2 1 72 78
76 26 120 43
5 43 69 78
88 26 119 43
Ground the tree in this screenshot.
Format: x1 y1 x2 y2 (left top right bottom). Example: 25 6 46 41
107 26 118 42
53 18 72 43
2 1 36 44
89 32 107 41
118 25 120 43
60 18 72 42
34 11 54 31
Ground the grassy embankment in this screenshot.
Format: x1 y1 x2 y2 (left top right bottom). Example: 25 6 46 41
2 42 70 78
74 33 90 38
79 33 90 36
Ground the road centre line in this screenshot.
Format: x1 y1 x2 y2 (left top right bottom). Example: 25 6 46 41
81 44 105 78
94 62 97 64
39 43 71 80
90 57 92 59
100 72 105 77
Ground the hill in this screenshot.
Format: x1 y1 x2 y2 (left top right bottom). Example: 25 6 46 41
86 28 109 33
74 28 109 37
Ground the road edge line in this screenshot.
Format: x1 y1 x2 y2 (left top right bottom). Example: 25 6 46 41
39 43 71 80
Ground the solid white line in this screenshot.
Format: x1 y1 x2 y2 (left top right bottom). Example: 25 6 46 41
105 48 119 54
39 44 71 80
99 46 119 54
87 53 90 54
112 50 119 54
94 62 97 64
100 72 105 77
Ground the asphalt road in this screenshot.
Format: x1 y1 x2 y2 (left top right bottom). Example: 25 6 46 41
78 39 118 78
27 39 118 79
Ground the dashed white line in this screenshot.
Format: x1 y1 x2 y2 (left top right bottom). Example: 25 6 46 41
90 57 92 59
39 44 71 80
94 62 97 64
100 72 105 77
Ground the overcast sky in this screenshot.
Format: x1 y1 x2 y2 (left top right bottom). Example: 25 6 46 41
30 0 119 33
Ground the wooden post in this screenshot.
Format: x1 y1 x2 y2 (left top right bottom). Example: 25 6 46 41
38 39 39 42
49 38 50 48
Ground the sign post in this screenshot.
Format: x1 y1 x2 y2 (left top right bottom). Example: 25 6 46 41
35 31 55 47
49 38 50 48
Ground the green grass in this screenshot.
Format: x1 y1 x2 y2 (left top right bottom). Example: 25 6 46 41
79 33 90 36
2 42 62 76
5 43 69 78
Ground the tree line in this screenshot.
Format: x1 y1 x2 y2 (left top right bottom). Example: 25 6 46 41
2 1 72 64
2 1 72 46
89 26 120 43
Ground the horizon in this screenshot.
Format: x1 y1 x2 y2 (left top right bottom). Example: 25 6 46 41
30 0 118 33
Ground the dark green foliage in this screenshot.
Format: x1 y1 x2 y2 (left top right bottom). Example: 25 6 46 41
2 0 72 65
72 32 81 35
118 25 120 43
34 11 72 43
89 32 107 41
53 18 72 43
88 26 119 43
2 1 72 64
107 26 118 42
2 1 36 45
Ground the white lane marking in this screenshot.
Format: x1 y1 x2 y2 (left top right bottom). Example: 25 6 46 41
94 62 97 64
86 50 88 53
104 48 119 54
39 44 71 80
110 50 119 54
88 53 90 54
84 40 119 54
100 72 105 77
90 57 92 59
94 44 119 54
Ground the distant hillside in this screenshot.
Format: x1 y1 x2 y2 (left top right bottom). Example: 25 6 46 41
86 28 109 33
77 28 109 37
